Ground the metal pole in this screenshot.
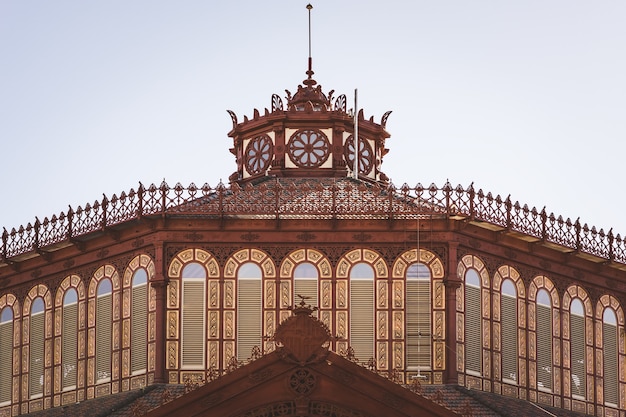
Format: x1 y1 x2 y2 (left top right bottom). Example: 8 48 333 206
354 88 359 180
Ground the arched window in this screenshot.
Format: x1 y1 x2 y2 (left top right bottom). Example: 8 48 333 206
181 262 206 368
237 262 262 361
603 308 618 406
570 298 586 399
131 269 148 374
30 297 45 398
406 263 431 370
350 262 374 362
501 279 518 383
464 269 481 375
62 289 78 390
294 262 318 310
96 279 113 382
0 307 13 405
536 289 552 391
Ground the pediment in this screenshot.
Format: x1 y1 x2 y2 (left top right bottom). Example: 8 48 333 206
146 310 458 417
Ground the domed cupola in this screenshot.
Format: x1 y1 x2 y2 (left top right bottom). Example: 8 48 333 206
226 5 392 185
286 61 330 111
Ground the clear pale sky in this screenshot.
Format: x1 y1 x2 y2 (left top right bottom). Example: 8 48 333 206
1 2 625 238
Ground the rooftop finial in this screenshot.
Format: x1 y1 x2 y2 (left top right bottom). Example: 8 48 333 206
307 4 313 59
304 3 316 86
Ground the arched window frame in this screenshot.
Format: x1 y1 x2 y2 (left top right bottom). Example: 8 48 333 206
87 264 121 388
349 261 375 364
122 254 156 387
391 248 445 383
279 249 331 339
226 248 276 363
235 261 263 362
0 294 19 407
493 265 525 386
528 276 559 394
54 275 85 395
457 255 490 385
336 249 388 369
168 249 219 380
563 285 592 402
596 294 624 409
179 262 206 370
23 284 52 403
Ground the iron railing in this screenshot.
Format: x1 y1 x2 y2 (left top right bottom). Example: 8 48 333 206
2 180 624 265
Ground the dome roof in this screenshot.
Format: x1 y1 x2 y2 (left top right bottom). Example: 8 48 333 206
286 60 330 111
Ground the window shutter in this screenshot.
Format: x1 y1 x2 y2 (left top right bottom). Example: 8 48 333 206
237 279 262 361
294 279 318 310
406 279 431 368
570 313 586 398
465 284 481 373
536 303 552 390
30 312 45 397
131 283 148 373
62 302 78 389
96 293 112 381
603 321 618 405
501 294 517 382
350 279 374 362
0 319 12 404
182 280 205 368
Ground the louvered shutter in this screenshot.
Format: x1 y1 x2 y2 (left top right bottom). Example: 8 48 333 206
30 311 45 397
570 312 586 398
350 279 374 362
131 283 148 373
0 314 12 404
294 279 318 311
62 302 78 389
96 292 112 381
182 279 205 368
465 284 481 373
501 293 518 382
237 279 262 361
603 320 618 405
406 279 431 368
536 302 552 390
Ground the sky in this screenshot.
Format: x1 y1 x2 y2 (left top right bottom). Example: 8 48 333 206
1 1 625 238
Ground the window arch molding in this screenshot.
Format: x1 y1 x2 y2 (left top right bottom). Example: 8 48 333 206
391 248 445 381
54 275 86 393
528 276 560 393
493 265 525 386
87 264 121 387
167 249 219 379
457 254 490 383
596 294 625 409
563 285 593 402
122 254 156 385
23 284 53 403
225 248 276 360
0 293 20 407
335 248 388 368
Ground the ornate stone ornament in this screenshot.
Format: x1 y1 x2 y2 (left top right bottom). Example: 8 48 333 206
344 135 373 175
245 134 273 175
287 129 330 168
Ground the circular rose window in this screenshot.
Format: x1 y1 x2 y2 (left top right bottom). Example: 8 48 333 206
245 134 273 175
287 129 330 168
344 135 373 175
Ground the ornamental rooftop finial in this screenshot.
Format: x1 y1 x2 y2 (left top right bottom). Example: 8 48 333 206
304 3 315 87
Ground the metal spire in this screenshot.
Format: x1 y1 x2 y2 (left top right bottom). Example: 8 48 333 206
304 4 315 85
